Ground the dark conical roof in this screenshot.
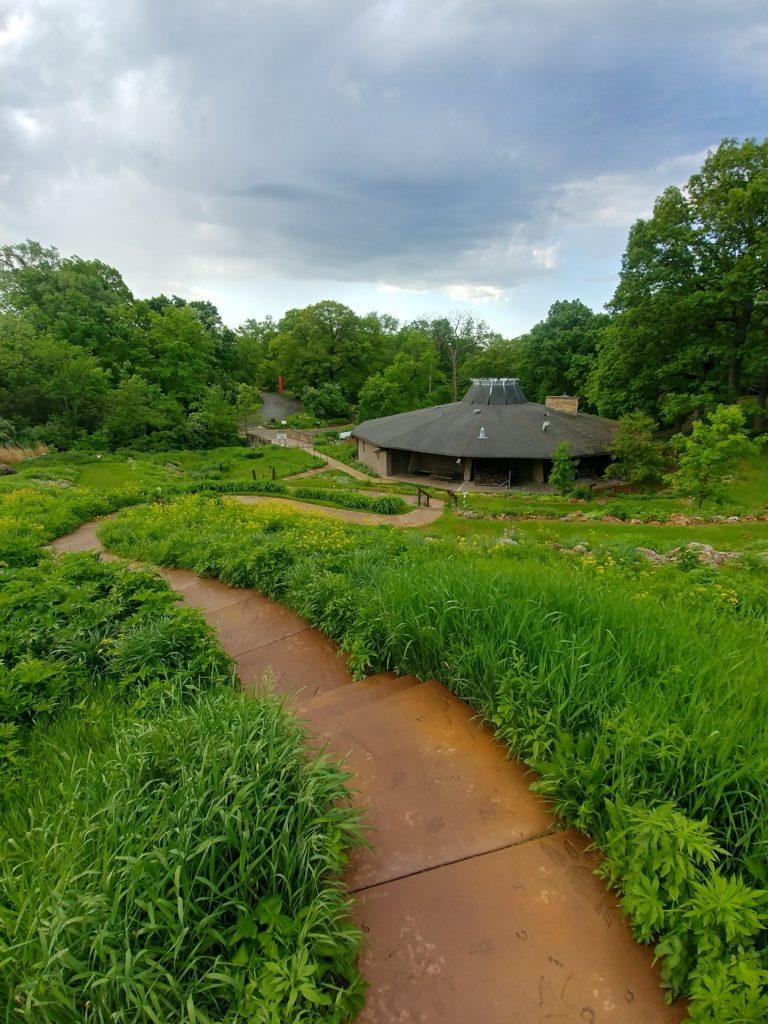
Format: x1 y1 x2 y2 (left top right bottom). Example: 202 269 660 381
353 379 617 459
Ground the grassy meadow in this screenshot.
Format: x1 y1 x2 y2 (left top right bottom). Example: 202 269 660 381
4 446 321 491
0 478 365 1021
97 474 768 1022
2 443 768 1021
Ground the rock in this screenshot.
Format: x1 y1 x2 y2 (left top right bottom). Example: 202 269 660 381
636 547 664 563
676 542 741 566
0 464 16 475
28 477 72 487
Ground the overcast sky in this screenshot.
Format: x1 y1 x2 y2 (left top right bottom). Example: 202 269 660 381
1 0 766 335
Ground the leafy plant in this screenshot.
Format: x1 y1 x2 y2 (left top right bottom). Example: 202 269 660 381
96 493 768 1015
609 411 666 490
667 405 763 509
548 440 576 495
0 691 364 1022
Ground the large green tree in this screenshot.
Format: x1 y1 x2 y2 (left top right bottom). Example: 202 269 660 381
1 243 135 366
666 404 761 508
270 301 387 400
234 316 279 387
409 313 492 401
518 299 606 404
589 138 768 427
136 305 217 408
462 335 522 381
0 241 242 448
102 375 185 449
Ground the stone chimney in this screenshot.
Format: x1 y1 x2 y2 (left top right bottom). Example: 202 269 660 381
545 395 579 415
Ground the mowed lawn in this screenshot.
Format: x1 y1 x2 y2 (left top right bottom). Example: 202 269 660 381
425 449 768 551
16 446 321 491
429 513 768 551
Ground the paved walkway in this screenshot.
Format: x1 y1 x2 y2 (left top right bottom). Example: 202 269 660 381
53 522 686 1024
229 493 445 528
250 426 372 481
309 449 371 480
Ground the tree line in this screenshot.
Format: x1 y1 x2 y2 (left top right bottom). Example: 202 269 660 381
1 137 766 451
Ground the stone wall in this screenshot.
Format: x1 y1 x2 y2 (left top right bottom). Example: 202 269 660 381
545 395 579 415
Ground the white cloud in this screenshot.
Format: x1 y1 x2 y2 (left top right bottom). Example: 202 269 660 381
443 284 505 302
12 109 40 137
0 0 766 338
532 243 560 270
553 150 710 231
0 12 29 49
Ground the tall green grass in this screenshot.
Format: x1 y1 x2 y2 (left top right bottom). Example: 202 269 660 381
0 492 366 1021
99 495 768 1017
0 690 364 1023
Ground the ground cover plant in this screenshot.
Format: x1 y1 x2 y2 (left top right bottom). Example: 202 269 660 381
0 484 148 567
4 446 321 492
432 506 768 553
0 485 365 1022
0 552 232 769
311 434 377 477
0 447 415 516
1 688 364 1023
99 494 768 1020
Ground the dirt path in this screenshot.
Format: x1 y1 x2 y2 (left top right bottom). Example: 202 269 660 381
229 493 445 527
53 523 686 1024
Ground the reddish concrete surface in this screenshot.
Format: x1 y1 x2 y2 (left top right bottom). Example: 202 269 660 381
311 680 555 891
230 493 444 528
204 593 310 655
237 629 351 701
51 522 686 1023
157 566 204 592
298 671 419 726
51 519 102 551
356 831 685 1024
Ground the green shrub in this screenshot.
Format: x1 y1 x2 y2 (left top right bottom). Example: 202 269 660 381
0 553 234 768
0 490 366 1020
0 690 364 1022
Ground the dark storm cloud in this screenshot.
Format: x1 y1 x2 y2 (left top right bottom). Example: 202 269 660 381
1 0 767 302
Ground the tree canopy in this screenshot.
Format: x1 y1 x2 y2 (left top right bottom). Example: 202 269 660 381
589 138 768 428
518 300 606 405
3 141 767 457
666 405 761 508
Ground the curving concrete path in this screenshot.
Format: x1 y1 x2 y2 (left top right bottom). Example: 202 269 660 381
308 449 371 480
229 493 445 528
53 521 686 1024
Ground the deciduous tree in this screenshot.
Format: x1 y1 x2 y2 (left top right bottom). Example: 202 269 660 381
548 440 576 495
518 300 606 404
666 405 761 508
590 138 768 427
609 412 666 491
